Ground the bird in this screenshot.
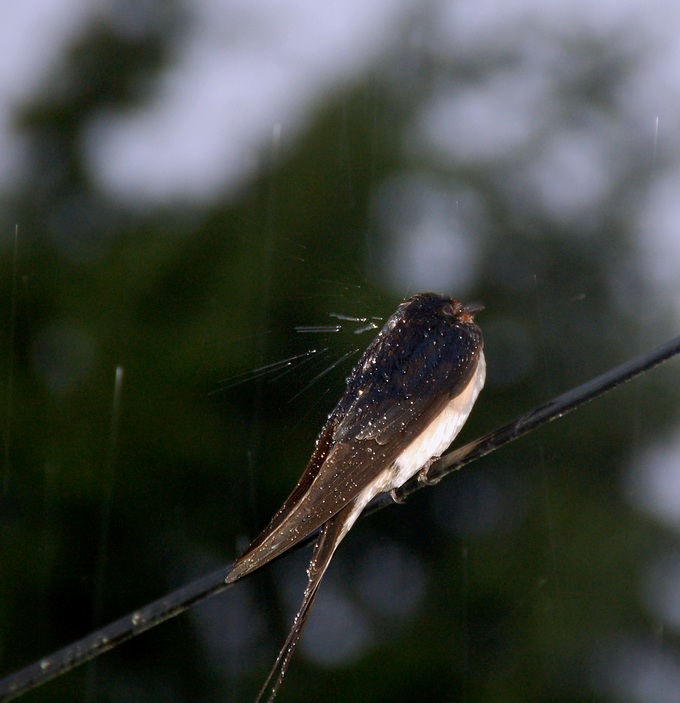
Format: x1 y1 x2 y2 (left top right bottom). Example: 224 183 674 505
225 292 486 702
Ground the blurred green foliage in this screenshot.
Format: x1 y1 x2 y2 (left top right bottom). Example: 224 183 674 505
1 8 679 703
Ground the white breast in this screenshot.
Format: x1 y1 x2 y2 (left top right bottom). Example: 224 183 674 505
391 351 486 488
336 351 486 542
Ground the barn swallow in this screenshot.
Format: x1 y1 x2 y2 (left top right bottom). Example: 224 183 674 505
225 292 485 702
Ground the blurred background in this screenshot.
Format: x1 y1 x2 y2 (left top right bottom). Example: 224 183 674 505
1 1 680 701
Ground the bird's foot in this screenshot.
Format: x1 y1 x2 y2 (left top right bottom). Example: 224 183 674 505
390 488 406 504
417 461 441 486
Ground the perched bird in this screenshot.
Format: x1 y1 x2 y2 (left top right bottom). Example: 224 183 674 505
225 292 486 701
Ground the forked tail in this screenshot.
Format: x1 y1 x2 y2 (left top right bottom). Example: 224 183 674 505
256 501 356 703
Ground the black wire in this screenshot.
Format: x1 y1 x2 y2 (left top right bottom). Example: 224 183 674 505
392 331 680 502
1 333 679 702
0 566 233 703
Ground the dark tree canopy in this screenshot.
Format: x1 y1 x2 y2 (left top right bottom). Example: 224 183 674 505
1 2 680 702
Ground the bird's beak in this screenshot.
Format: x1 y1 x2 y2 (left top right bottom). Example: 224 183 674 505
463 301 484 319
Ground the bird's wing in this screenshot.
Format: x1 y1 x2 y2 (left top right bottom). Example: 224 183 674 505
227 324 482 582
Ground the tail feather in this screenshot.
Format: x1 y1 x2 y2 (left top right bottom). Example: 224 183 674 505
255 501 356 703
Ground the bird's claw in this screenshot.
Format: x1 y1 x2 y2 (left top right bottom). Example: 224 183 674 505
417 465 441 486
390 488 406 504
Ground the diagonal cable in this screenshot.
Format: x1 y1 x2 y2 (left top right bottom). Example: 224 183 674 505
1 333 678 702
